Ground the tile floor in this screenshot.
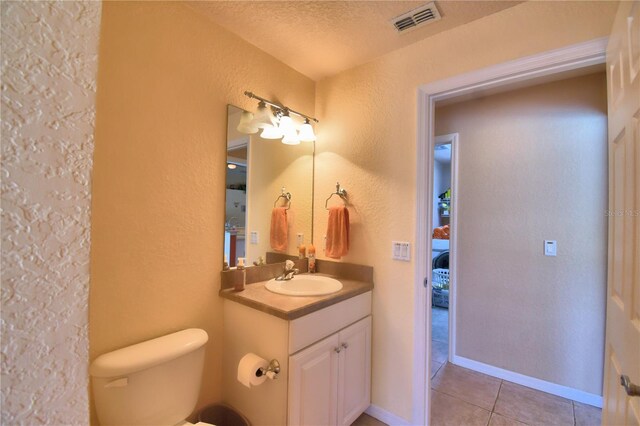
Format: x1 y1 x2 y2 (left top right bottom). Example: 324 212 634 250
430 363 601 426
429 307 601 426
351 307 602 426
351 413 387 426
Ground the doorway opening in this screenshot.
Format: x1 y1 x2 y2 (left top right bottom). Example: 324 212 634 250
430 133 458 381
430 68 608 426
412 37 609 425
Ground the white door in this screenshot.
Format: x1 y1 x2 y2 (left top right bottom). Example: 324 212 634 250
603 2 640 425
288 333 340 426
337 316 372 426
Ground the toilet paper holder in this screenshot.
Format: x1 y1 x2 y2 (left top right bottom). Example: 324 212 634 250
256 359 281 380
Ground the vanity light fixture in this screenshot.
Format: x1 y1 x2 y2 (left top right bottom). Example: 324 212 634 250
278 110 300 145
260 124 284 140
236 111 259 134
282 128 300 145
298 118 316 142
252 101 274 129
278 110 295 134
240 91 318 144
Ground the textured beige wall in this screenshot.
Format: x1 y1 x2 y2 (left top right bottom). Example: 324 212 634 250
0 1 101 423
435 72 608 395
314 2 616 420
89 1 314 419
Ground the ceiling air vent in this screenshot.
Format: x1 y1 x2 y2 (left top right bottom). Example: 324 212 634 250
391 2 441 33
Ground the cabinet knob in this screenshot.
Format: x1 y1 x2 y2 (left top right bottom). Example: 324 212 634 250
341 343 349 350
334 347 341 353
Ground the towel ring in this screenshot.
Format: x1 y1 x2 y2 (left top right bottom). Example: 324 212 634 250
274 187 292 210
325 182 348 210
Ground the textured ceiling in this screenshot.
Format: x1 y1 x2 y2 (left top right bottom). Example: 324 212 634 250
188 1 523 81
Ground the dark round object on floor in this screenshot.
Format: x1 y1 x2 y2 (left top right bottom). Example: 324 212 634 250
198 404 250 426
433 251 449 269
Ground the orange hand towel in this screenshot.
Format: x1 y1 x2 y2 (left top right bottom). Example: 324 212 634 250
270 207 288 252
326 206 349 259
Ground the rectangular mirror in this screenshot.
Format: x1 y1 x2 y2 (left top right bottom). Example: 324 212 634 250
224 105 314 267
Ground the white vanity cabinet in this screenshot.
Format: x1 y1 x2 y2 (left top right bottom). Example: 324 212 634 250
288 316 371 426
222 290 372 426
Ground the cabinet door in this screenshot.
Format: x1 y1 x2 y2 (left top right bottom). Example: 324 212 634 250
337 316 372 426
289 333 340 426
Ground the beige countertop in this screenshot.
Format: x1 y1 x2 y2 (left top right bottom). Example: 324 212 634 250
219 273 373 320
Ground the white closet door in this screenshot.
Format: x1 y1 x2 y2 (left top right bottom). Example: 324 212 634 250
602 2 640 425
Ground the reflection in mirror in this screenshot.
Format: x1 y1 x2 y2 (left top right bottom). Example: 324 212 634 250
224 105 314 268
225 107 248 266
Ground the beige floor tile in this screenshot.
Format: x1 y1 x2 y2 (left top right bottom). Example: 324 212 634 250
431 363 501 410
431 360 444 379
350 413 388 426
431 340 449 364
489 412 529 426
494 381 573 425
431 389 491 426
574 401 602 426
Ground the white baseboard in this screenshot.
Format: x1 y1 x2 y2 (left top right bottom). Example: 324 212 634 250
452 355 603 408
365 404 412 426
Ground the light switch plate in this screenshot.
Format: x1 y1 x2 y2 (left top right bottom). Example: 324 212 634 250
250 231 259 245
297 233 304 246
544 240 557 256
392 241 411 261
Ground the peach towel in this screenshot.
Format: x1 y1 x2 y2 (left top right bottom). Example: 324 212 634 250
270 207 288 252
326 206 349 259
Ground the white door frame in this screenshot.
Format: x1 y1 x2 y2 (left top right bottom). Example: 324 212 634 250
413 37 608 425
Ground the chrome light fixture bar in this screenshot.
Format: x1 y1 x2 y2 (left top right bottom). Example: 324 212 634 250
240 91 318 144
244 91 319 123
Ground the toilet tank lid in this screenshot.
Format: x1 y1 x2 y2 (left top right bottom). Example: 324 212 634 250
90 328 208 378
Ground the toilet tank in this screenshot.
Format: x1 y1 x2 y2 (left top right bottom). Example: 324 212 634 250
90 328 208 426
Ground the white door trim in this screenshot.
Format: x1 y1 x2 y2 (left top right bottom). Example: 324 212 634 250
413 37 607 425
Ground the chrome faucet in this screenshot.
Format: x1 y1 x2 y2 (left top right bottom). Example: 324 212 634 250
277 260 299 281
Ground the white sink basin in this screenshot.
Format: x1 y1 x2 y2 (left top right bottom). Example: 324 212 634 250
265 275 343 296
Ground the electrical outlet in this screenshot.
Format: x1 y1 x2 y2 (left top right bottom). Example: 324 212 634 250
297 233 304 246
250 231 259 244
392 241 411 261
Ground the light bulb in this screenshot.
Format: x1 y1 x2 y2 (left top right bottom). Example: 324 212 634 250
260 124 283 140
236 111 258 134
278 114 294 134
298 120 316 142
282 128 300 145
227 163 237 169
252 101 273 129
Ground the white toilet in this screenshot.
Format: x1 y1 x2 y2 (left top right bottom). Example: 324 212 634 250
90 328 213 426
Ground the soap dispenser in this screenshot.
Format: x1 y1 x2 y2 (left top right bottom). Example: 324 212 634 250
308 245 316 273
235 257 246 292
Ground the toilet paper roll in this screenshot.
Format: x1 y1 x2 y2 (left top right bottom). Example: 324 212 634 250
237 353 268 388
